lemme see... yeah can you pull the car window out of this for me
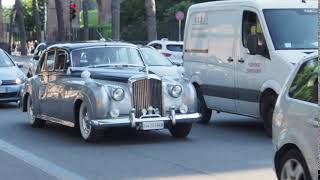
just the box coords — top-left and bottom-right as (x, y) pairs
(140, 48), (173, 66)
(41, 50), (55, 72)
(54, 50), (68, 71)
(289, 58), (318, 104)
(151, 43), (162, 50)
(0, 49), (14, 67)
(71, 47), (144, 67)
(242, 10), (269, 57)
(166, 44), (183, 52)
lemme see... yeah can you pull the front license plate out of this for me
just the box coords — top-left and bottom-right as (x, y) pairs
(0, 87), (6, 93)
(141, 121), (164, 130)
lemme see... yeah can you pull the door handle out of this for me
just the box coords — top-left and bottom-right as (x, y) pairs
(238, 58), (245, 63)
(227, 57), (234, 62)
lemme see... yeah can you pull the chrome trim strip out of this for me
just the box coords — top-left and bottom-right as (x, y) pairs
(38, 115), (75, 127)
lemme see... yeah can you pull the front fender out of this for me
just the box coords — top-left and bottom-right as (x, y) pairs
(260, 80), (282, 95)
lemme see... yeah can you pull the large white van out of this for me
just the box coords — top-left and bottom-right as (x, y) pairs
(183, 0), (317, 136)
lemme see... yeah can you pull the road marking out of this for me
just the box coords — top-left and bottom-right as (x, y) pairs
(0, 139), (86, 180)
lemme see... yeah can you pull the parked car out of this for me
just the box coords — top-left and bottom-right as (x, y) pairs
(139, 46), (185, 76)
(183, 0), (317, 136)
(21, 42), (200, 142)
(273, 54), (318, 180)
(147, 39), (184, 66)
(0, 49), (27, 104)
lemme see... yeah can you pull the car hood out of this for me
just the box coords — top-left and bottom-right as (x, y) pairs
(148, 66), (183, 78)
(0, 66), (25, 80)
(275, 50), (317, 64)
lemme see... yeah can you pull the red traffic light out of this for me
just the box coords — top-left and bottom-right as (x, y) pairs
(70, 3), (77, 9)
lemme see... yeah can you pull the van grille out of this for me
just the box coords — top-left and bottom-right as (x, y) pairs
(132, 78), (162, 118)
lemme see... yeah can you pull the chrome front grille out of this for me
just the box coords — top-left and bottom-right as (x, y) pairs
(132, 78), (162, 118)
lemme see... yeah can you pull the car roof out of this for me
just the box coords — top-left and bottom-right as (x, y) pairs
(47, 41), (137, 51)
(189, 0), (317, 12)
(148, 40), (183, 45)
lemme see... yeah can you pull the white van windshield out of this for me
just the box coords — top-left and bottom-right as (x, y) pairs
(263, 9), (317, 50)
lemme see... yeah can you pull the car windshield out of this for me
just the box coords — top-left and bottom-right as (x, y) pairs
(71, 46), (144, 67)
(263, 9), (317, 50)
(140, 48), (173, 66)
(0, 50), (14, 67)
(166, 44), (183, 52)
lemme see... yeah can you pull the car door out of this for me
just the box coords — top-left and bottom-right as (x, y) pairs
(46, 49), (70, 120)
(204, 8), (238, 113)
(236, 8), (270, 117)
(285, 59), (318, 179)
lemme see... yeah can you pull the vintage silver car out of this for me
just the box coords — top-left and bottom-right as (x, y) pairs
(21, 42), (200, 141)
(0, 49), (26, 104)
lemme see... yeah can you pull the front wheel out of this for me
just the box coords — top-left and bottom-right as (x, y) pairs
(27, 96), (46, 128)
(278, 149), (311, 180)
(261, 94), (277, 137)
(78, 103), (103, 142)
(169, 123), (192, 138)
(196, 86), (212, 124)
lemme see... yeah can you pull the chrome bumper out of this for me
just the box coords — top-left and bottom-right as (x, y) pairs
(91, 109), (201, 129)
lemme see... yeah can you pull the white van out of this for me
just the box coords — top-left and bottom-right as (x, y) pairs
(183, 0), (317, 136)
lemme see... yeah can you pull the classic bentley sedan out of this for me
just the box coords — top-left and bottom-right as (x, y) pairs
(21, 42), (200, 141)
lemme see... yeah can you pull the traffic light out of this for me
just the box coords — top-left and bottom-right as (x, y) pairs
(70, 1), (77, 21)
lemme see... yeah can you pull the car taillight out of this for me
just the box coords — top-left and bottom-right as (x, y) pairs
(162, 53), (172, 57)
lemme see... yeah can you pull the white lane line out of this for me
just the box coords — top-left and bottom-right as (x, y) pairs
(0, 139), (86, 180)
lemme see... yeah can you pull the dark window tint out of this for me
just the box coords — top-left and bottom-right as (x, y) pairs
(151, 43), (162, 50)
(166, 44), (183, 52)
(289, 58), (318, 104)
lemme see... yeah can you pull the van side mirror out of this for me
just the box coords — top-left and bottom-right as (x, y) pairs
(247, 34), (258, 55)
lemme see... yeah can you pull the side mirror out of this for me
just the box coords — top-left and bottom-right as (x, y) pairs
(34, 55), (40, 61)
(247, 34), (259, 55)
(17, 64), (23, 68)
(172, 61), (183, 67)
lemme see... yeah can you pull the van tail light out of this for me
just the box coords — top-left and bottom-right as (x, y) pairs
(162, 53), (172, 57)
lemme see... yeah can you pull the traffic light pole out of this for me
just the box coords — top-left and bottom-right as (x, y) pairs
(69, 1), (72, 42)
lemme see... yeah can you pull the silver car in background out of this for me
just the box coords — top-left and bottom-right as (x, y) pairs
(273, 54), (318, 180)
(0, 49), (26, 104)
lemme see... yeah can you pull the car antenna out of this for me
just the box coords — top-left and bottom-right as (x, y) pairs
(95, 29), (106, 41)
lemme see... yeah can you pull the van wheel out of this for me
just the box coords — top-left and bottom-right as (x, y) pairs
(277, 149), (311, 180)
(196, 86), (212, 124)
(169, 123), (192, 138)
(78, 103), (103, 142)
(261, 94), (277, 137)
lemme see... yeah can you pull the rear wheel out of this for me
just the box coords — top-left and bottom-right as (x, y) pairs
(196, 86), (212, 124)
(169, 123), (192, 138)
(261, 94), (277, 137)
(78, 103), (103, 142)
(278, 149), (311, 180)
(27, 96), (46, 128)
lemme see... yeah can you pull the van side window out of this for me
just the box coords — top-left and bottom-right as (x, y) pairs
(289, 58), (318, 104)
(242, 11), (269, 58)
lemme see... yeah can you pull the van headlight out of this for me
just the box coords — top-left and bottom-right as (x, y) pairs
(112, 88), (125, 101)
(170, 85), (182, 98)
(15, 78), (24, 85)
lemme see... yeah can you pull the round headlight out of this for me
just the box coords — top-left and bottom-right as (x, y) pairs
(170, 85), (182, 98)
(112, 88), (125, 101)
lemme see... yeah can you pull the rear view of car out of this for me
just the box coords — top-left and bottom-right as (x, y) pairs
(0, 49), (26, 104)
(147, 39), (183, 65)
(273, 55), (319, 180)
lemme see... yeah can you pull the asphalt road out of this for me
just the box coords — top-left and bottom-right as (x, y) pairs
(0, 103), (277, 180)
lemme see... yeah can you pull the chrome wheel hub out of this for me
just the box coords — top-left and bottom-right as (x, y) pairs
(281, 159), (305, 180)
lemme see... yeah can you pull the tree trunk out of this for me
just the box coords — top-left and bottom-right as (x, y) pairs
(15, 0), (28, 55)
(54, 0), (65, 41)
(145, 0), (157, 42)
(82, 0), (89, 41)
(0, 0), (5, 43)
(111, 0), (120, 40)
(8, 7), (14, 53)
(32, 0), (42, 42)
(96, 0), (111, 24)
